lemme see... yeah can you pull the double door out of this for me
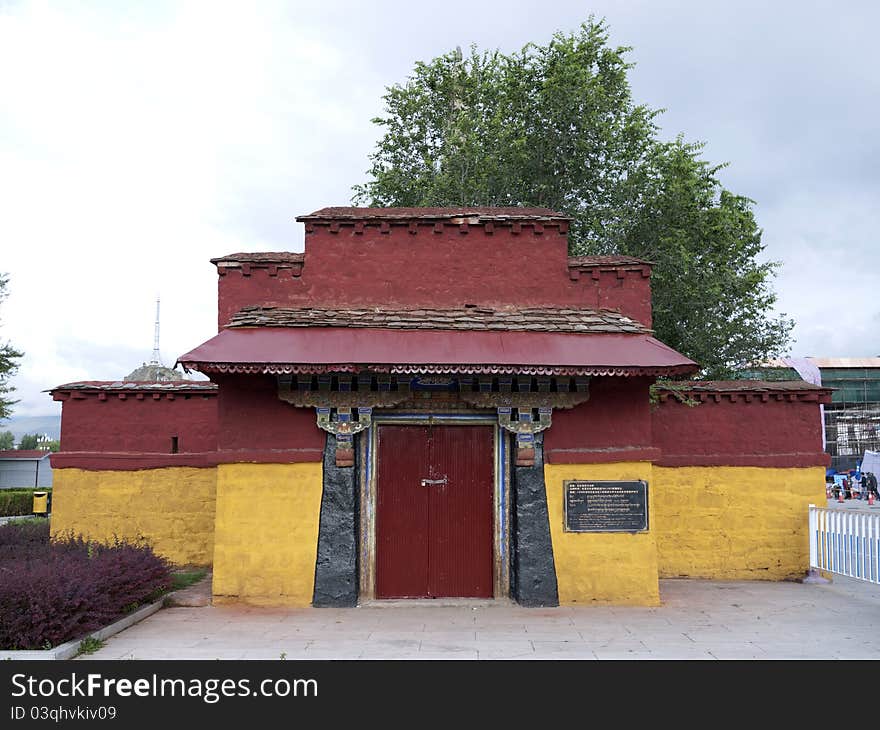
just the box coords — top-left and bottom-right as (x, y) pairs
(375, 425), (494, 598)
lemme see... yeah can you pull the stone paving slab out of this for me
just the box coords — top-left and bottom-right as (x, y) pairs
(78, 575), (880, 660)
(164, 573), (213, 607)
(825, 497), (880, 512)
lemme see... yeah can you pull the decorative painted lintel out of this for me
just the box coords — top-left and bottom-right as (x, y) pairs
(497, 406), (552, 467)
(316, 407), (373, 467)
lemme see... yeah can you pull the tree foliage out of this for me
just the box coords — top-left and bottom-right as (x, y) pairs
(17, 434), (39, 450)
(618, 139), (794, 377)
(0, 274), (23, 420)
(0, 431), (13, 450)
(16, 434), (58, 452)
(353, 18), (793, 378)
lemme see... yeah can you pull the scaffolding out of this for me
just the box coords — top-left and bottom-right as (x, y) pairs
(821, 367), (880, 470)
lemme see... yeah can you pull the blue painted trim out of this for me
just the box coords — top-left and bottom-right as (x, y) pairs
(499, 424), (508, 585)
(362, 425), (372, 588)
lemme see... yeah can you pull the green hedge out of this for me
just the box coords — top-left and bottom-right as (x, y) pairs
(0, 489), (52, 517)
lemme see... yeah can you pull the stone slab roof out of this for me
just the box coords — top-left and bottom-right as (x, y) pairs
(210, 252), (304, 265)
(687, 380), (828, 392)
(656, 380), (831, 393)
(568, 255), (654, 267)
(210, 252), (652, 272)
(297, 207), (569, 221)
(654, 379), (834, 404)
(49, 381), (217, 392)
(227, 306), (650, 335)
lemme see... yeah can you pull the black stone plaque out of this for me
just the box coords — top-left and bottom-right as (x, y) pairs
(563, 480), (648, 533)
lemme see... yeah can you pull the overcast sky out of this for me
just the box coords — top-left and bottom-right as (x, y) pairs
(1, 0), (878, 419)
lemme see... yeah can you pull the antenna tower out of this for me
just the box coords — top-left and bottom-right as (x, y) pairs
(151, 297), (161, 365)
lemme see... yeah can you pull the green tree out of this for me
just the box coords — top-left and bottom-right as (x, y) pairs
(0, 430), (13, 450)
(18, 433), (39, 450)
(0, 273), (23, 419)
(353, 18), (793, 378)
(617, 139), (794, 377)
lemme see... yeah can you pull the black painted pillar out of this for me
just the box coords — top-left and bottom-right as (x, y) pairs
(511, 432), (559, 607)
(312, 433), (359, 607)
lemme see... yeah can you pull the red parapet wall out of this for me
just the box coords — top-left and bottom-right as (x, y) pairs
(566, 257), (652, 328)
(52, 385), (218, 454)
(652, 383), (832, 467)
(215, 373), (324, 461)
(544, 376), (658, 463)
(214, 220), (653, 329)
(50, 377), (324, 468)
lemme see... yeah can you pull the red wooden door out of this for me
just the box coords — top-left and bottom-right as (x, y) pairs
(375, 425), (494, 599)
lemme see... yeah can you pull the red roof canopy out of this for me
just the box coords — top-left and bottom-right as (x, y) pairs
(178, 327), (697, 377)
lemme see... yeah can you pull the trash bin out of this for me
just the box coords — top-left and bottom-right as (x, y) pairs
(32, 491), (48, 516)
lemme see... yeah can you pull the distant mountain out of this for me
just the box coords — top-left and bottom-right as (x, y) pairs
(0, 415), (61, 440)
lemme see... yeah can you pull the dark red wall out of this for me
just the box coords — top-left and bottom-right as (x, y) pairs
(57, 394), (217, 454)
(544, 377), (658, 463)
(216, 225), (652, 328)
(215, 374), (324, 461)
(52, 377), (323, 467)
(589, 272), (652, 324)
(652, 396), (829, 467)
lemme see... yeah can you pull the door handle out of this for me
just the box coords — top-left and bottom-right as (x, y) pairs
(421, 477), (448, 487)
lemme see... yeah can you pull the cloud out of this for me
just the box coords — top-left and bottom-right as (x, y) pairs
(0, 0), (374, 415)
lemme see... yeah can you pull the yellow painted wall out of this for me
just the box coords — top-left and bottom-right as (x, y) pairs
(653, 465), (826, 580)
(544, 462), (659, 606)
(212, 462), (323, 606)
(50, 467), (216, 566)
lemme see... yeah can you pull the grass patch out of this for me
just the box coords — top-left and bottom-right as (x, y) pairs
(170, 569), (208, 591)
(77, 637), (104, 656)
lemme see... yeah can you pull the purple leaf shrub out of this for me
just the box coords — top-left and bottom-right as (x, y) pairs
(0, 522), (172, 650)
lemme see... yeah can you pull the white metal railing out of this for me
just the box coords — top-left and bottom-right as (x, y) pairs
(809, 504), (880, 584)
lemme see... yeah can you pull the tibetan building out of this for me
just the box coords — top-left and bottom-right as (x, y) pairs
(48, 207), (832, 607)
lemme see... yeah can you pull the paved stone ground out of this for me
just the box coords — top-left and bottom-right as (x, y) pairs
(826, 497), (880, 512)
(80, 575), (880, 660)
(0, 514), (47, 525)
(164, 573), (213, 607)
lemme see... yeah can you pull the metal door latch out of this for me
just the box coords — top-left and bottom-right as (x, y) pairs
(420, 477), (448, 487)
